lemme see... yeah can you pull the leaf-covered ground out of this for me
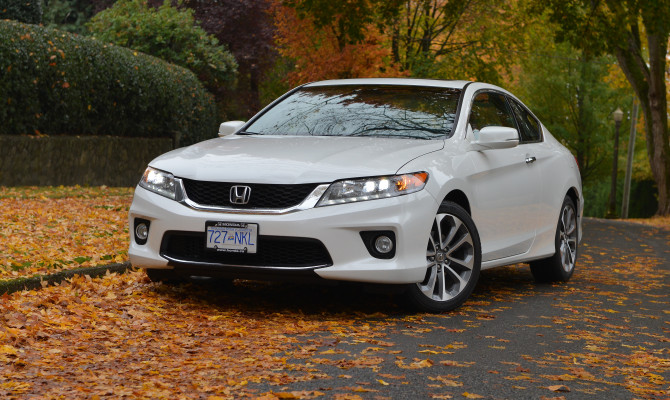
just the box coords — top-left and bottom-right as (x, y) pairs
(1, 216), (668, 399)
(0, 186), (132, 279)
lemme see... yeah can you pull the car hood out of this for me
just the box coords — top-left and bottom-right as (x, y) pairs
(150, 135), (444, 184)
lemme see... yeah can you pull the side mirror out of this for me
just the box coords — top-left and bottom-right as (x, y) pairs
(470, 126), (519, 151)
(218, 120), (246, 137)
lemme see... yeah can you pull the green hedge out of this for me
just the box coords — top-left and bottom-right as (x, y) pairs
(0, 19), (218, 146)
(0, 0), (42, 24)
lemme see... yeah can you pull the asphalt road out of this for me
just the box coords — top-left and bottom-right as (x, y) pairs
(193, 217), (670, 399)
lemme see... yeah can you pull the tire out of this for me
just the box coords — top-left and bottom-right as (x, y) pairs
(145, 268), (185, 284)
(530, 196), (578, 283)
(405, 202), (482, 312)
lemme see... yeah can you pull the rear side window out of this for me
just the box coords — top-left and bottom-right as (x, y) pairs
(508, 99), (542, 143)
(468, 92), (516, 132)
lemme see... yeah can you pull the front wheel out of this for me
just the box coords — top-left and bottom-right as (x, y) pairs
(405, 202), (482, 312)
(530, 196), (578, 283)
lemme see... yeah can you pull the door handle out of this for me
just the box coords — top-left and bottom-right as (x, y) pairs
(525, 156), (536, 164)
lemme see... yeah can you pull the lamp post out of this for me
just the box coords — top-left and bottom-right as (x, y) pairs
(606, 107), (624, 218)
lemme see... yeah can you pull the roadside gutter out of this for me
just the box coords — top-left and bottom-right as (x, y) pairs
(0, 262), (131, 295)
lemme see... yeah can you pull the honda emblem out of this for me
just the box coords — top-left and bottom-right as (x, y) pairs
(229, 185), (251, 205)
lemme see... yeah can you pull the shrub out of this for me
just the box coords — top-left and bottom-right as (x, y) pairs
(0, 19), (218, 145)
(0, 0), (42, 24)
(42, 0), (95, 34)
(87, 0), (237, 90)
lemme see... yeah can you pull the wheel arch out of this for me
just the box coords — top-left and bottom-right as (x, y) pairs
(565, 186), (580, 216)
(441, 189), (471, 215)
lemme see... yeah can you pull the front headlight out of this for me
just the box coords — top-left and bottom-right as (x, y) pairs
(139, 167), (176, 200)
(317, 172), (428, 206)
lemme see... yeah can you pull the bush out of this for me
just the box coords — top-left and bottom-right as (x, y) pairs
(87, 0), (237, 90)
(0, 19), (218, 145)
(42, 0), (95, 34)
(0, 0), (42, 24)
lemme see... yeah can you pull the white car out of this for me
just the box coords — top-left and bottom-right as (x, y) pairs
(128, 78), (583, 312)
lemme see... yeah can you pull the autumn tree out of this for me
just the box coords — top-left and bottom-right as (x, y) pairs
(539, 0), (670, 215)
(280, 0), (527, 85)
(383, 0), (522, 83)
(272, 0), (404, 86)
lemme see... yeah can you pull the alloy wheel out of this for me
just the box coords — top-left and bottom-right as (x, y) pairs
(418, 213), (475, 302)
(559, 204), (577, 273)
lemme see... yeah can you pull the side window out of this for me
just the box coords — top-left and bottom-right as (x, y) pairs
(508, 98), (542, 143)
(469, 92), (516, 133)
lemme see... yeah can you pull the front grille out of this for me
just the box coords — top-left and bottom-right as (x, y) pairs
(160, 231), (333, 268)
(182, 179), (320, 209)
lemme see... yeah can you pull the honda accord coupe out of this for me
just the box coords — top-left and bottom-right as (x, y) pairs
(128, 78), (583, 312)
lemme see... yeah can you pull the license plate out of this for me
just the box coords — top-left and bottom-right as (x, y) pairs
(205, 221), (258, 253)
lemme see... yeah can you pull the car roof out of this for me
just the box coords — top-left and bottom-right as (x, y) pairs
(304, 78), (472, 89)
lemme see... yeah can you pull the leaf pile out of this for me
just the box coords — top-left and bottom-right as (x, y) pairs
(0, 186), (132, 279)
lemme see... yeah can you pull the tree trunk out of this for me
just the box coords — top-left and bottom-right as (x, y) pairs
(615, 31), (670, 216)
(644, 33), (670, 215)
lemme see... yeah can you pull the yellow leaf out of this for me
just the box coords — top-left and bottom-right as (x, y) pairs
(0, 345), (18, 355)
(274, 393), (299, 399)
(462, 392), (484, 399)
(378, 379), (389, 386)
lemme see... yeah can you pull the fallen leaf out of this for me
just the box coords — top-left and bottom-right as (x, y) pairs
(547, 385), (570, 392)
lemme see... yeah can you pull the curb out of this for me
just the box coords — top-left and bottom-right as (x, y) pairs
(0, 262), (132, 295)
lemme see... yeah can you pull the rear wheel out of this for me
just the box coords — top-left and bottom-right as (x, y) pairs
(530, 196), (578, 282)
(406, 202), (481, 312)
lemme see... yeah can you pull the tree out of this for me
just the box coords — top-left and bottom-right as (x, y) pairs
(272, 1), (405, 86)
(177, 0), (278, 117)
(279, 0), (527, 85)
(87, 0), (237, 93)
(540, 0), (670, 215)
(384, 0), (518, 83)
(514, 19), (629, 182)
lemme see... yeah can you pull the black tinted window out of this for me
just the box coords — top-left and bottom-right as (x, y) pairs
(469, 92), (516, 132)
(245, 85), (462, 140)
(509, 99), (542, 143)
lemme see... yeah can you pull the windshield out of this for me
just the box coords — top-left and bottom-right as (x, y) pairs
(244, 85), (462, 140)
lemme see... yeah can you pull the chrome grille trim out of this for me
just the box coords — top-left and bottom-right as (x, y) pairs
(175, 178), (329, 215)
(162, 255), (331, 271)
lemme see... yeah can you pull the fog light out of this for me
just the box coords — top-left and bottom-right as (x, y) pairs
(133, 218), (151, 245)
(135, 223), (149, 240)
(374, 235), (394, 254)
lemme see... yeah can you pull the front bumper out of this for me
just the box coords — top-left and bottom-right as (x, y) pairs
(128, 186), (439, 284)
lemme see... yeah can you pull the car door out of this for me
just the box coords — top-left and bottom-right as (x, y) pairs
(465, 91), (541, 262)
(506, 95), (553, 239)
